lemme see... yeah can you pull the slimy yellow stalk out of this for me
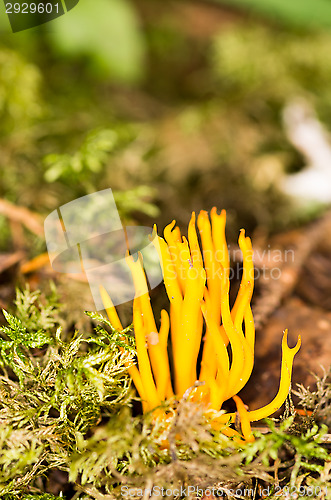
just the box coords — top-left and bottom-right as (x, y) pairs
(101, 209), (301, 443)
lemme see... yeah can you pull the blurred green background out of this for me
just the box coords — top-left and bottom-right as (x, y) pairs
(1, 0), (331, 253)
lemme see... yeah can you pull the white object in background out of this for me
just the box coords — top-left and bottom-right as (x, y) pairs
(281, 100), (331, 204)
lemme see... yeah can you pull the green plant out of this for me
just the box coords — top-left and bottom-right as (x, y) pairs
(0, 290), (329, 499)
(0, 288), (135, 497)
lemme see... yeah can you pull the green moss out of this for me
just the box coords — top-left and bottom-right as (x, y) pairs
(0, 287), (136, 497)
(0, 287), (330, 498)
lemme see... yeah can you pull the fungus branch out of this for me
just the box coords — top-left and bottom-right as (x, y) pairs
(102, 209), (301, 442)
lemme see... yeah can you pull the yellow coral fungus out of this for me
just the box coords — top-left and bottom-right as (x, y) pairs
(101, 209), (301, 442)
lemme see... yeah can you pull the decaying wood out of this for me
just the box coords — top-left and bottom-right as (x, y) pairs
(253, 209), (331, 331)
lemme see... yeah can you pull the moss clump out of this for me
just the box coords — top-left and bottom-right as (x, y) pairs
(0, 287), (329, 499)
(0, 287), (135, 497)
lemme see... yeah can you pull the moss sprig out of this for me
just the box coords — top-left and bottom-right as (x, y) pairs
(0, 287), (136, 497)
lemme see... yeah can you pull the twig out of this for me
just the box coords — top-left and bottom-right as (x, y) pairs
(0, 251), (24, 274)
(0, 198), (43, 236)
